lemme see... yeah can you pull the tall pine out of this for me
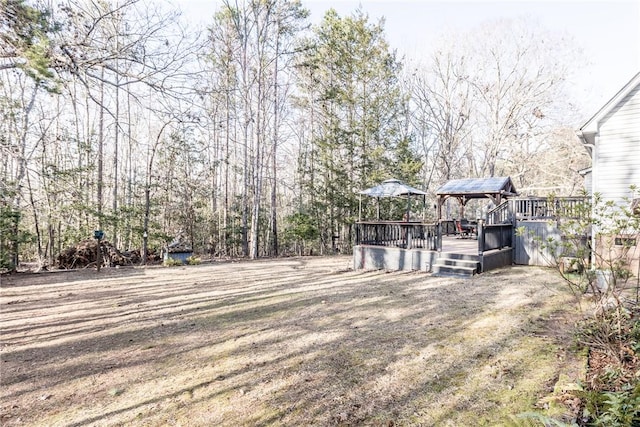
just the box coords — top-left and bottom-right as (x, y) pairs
(296, 8), (417, 252)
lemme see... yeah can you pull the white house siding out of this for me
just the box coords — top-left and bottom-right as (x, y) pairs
(583, 171), (592, 195)
(596, 83), (640, 202)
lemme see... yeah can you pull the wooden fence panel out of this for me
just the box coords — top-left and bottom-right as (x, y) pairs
(479, 223), (513, 252)
(514, 221), (561, 266)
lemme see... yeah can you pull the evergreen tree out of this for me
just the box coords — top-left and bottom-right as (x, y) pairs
(296, 8), (415, 251)
(0, 0), (58, 88)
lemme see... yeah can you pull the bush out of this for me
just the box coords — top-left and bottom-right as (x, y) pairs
(163, 257), (183, 267)
(282, 213), (319, 256)
(576, 383), (640, 426)
(186, 256), (201, 265)
(521, 189), (640, 426)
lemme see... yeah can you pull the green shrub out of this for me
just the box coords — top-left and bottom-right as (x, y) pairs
(578, 383), (640, 426)
(163, 257), (183, 267)
(186, 256), (201, 265)
(520, 189), (640, 426)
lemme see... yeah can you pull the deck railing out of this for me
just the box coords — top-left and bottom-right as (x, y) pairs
(357, 198), (586, 254)
(354, 221), (439, 250)
(486, 197), (588, 225)
(511, 197), (587, 220)
(486, 201), (511, 225)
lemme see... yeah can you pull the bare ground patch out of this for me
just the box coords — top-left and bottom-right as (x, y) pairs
(1, 257), (583, 426)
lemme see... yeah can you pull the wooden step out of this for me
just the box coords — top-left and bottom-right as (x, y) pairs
(436, 258), (479, 269)
(432, 255), (480, 277)
(432, 264), (476, 277)
(438, 252), (479, 261)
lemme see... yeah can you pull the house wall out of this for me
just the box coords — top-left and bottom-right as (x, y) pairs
(583, 171), (593, 195)
(596, 83), (640, 202)
(596, 234), (640, 280)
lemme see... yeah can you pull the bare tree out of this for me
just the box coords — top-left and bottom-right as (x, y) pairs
(205, 0), (307, 259)
(463, 18), (578, 182)
(405, 48), (473, 192)
(405, 17), (584, 198)
(1, 0), (204, 268)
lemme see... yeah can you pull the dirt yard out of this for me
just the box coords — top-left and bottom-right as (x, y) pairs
(1, 256), (583, 426)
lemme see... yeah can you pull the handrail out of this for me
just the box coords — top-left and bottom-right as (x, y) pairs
(510, 197), (587, 220)
(486, 197), (588, 225)
(486, 200), (511, 225)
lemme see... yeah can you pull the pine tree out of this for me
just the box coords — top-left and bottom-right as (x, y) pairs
(296, 8), (415, 251)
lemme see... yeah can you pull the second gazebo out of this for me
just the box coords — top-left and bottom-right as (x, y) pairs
(435, 176), (518, 220)
(358, 178), (428, 221)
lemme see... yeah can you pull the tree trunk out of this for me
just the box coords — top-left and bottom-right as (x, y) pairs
(270, 25), (280, 257)
(10, 83), (39, 271)
(97, 69), (104, 229)
(142, 120), (171, 264)
(112, 63), (120, 247)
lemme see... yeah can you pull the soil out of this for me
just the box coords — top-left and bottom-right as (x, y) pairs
(1, 256), (584, 426)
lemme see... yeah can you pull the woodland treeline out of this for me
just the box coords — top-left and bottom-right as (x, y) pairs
(1, 0), (590, 269)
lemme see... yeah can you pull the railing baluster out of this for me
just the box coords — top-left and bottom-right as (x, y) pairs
(355, 221), (438, 249)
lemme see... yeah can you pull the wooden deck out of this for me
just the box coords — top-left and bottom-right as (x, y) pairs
(353, 221), (514, 273)
(353, 197), (588, 273)
(440, 235), (479, 254)
(353, 234), (512, 274)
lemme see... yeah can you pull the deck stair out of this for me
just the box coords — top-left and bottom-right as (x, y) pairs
(432, 253), (480, 277)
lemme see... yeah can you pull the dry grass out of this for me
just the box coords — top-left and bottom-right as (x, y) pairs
(0, 256), (583, 426)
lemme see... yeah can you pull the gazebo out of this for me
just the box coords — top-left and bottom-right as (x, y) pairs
(435, 177), (518, 220)
(358, 178), (428, 221)
(354, 176), (519, 274)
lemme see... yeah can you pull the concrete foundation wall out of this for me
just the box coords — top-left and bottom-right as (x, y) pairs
(353, 245), (439, 272)
(354, 245), (513, 274)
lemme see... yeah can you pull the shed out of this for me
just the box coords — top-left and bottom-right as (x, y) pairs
(163, 233), (193, 265)
(435, 177), (518, 220)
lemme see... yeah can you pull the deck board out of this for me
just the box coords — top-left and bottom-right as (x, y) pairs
(441, 235), (478, 254)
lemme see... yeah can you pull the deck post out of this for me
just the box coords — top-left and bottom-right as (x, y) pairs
(508, 199), (514, 224)
(477, 220), (484, 272)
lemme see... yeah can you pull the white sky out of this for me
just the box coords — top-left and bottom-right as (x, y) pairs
(174, 0), (640, 116)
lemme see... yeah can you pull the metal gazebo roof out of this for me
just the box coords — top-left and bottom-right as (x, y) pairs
(435, 176), (518, 220)
(436, 177), (517, 200)
(357, 179), (428, 221)
(358, 179), (428, 198)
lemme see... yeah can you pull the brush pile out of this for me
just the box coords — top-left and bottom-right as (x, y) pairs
(56, 239), (136, 269)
